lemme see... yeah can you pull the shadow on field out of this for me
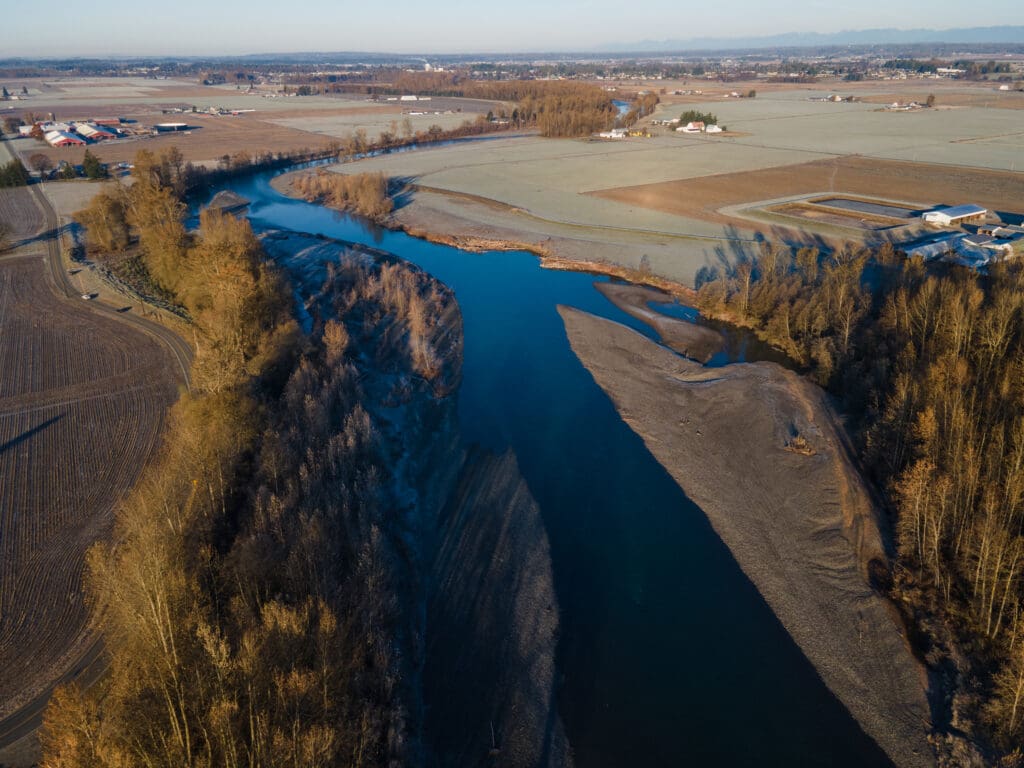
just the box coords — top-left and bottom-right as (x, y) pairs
(13, 223), (74, 250)
(0, 414), (62, 456)
(389, 176), (419, 211)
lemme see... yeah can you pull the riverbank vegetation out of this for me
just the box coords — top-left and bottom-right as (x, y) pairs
(43, 158), (463, 768)
(622, 92), (660, 127)
(292, 171), (394, 221)
(695, 246), (1024, 759)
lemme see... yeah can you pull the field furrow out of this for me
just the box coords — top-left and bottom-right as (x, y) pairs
(0, 255), (180, 721)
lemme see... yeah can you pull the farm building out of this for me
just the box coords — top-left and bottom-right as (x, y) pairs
(45, 130), (86, 147)
(979, 224), (1024, 238)
(922, 204), (987, 226)
(598, 128), (628, 139)
(905, 234), (967, 260)
(76, 124), (115, 140)
(705, 125), (723, 134)
(154, 122), (189, 132)
(904, 231), (1019, 269)
(677, 121), (705, 133)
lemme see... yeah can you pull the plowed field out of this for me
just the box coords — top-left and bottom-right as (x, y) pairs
(0, 255), (179, 720)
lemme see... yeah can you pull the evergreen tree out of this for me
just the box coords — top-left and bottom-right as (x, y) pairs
(82, 149), (106, 180)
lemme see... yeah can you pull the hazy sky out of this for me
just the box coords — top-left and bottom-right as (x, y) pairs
(3, 0), (1022, 57)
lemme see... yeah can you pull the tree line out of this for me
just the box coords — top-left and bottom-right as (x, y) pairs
(695, 245), (1024, 758)
(42, 151), (462, 767)
(322, 73), (619, 138)
(678, 109), (718, 126)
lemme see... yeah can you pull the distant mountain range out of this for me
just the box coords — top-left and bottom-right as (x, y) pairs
(606, 26), (1024, 53)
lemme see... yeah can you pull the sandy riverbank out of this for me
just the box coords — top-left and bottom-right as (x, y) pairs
(559, 307), (935, 768)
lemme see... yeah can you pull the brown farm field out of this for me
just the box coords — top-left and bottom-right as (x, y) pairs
(0, 254), (180, 723)
(589, 156), (1024, 228)
(858, 91), (1024, 110)
(0, 188), (45, 241)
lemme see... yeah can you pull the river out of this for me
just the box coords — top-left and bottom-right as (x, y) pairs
(200, 168), (893, 767)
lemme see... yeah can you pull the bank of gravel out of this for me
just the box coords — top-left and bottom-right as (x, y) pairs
(594, 282), (724, 362)
(559, 306), (935, 768)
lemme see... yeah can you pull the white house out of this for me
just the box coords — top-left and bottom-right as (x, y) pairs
(598, 128), (628, 139)
(704, 124), (723, 134)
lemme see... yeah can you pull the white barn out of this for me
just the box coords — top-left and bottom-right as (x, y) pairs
(922, 205), (987, 227)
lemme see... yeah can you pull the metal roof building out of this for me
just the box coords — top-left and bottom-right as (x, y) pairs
(76, 124), (115, 140)
(905, 234), (966, 261)
(45, 130), (86, 147)
(922, 205), (988, 226)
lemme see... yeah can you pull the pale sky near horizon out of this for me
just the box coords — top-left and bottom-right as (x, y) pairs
(2, 0), (1022, 58)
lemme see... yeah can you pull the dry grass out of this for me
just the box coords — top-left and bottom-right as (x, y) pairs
(0, 256), (179, 720)
(858, 91), (1024, 110)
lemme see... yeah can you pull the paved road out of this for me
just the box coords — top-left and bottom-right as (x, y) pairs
(0, 180), (192, 758)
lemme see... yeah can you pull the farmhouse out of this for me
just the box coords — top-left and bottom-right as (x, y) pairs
(675, 121), (722, 134)
(922, 204), (988, 227)
(677, 121), (705, 133)
(44, 130), (86, 147)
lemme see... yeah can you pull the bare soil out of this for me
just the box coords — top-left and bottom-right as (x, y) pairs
(589, 156), (1024, 226)
(0, 255), (179, 726)
(559, 306), (935, 768)
(0, 187), (45, 241)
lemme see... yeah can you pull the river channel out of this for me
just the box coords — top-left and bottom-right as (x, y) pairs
(200, 167), (893, 767)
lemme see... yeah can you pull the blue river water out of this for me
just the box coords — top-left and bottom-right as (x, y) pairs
(201, 169), (894, 767)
